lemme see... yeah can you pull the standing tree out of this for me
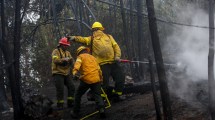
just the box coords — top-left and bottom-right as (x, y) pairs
(12, 0), (24, 119)
(0, 0), (10, 113)
(208, 0), (215, 119)
(136, 0), (144, 80)
(0, 0), (24, 119)
(120, 0), (129, 57)
(146, 0), (172, 119)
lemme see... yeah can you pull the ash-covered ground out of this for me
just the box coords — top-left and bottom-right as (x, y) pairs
(2, 72), (211, 120)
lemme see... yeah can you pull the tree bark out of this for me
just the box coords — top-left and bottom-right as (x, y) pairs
(1, 0), (24, 119)
(113, 0), (117, 37)
(51, 0), (61, 40)
(146, 0), (173, 119)
(79, 0), (83, 34)
(119, 0), (130, 58)
(119, 0), (134, 76)
(0, 0), (11, 114)
(208, 0), (215, 119)
(0, 51), (10, 113)
(129, 0), (138, 81)
(148, 55), (162, 120)
(12, 0), (24, 119)
(136, 0), (144, 80)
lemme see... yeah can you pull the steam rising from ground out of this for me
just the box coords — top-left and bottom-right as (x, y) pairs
(166, 5), (209, 101)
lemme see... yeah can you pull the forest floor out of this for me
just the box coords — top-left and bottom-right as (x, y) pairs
(2, 79), (210, 120)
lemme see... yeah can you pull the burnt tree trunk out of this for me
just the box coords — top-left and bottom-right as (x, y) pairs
(79, 0), (83, 34)
(0, 0), (10, 113)
(108, 0), (112, 33)
(113, 0), (117, 36)
(148, 55), (162, 120)
(0, 0), (24, 119)
(129, 0), (138, 80)
(119, 0), (132, 70)
(119, 0), (134, 77)
(129, 0), (134, 57)
(208, 0), (215, 119)
(136, 0), (144, 80)
(51, 0), (61, 40)
(0, 51), (10, 112)
(12, 0), (24, 119)
(146, 0), (172, 119)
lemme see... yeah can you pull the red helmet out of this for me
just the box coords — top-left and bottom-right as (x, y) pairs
(59, 37), (70, 46)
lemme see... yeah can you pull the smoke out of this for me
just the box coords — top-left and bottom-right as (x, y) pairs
(167, 5), (209, 80)
(165, 5), (210, 101)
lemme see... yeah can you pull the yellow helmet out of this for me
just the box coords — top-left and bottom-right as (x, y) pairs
(76, 46), (90, 55)
(91, 22), (105, 30)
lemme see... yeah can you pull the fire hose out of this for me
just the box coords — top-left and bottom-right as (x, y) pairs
(119, 59), (149, 64)
(80, 59), (177, 120)
(80, 88), (111, 120)
(119, 59), (177, 66)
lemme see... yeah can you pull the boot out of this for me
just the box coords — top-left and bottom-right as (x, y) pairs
(112, 94), (126, 102)
(87, 90), (95, 101)
(57, 103), (64, 110)
(70, 111), (79, 119)
(67, 100), (73, 108)
(99, 108), (106, 119)
(118, 95), (126, 100)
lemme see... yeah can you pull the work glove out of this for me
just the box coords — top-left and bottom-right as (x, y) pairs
(62, 57), (70, 62)
(100, 75), (103, 82)
(73, 75), (79, 81)
(73, 73), (80, 81)
(66, 36), (75, 41)
(114, 57), (121, 62)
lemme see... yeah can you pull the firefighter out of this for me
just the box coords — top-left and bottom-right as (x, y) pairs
(51, 37), (75, 109)
(71, 46), (105, 118)
(67, 22), (125, 101)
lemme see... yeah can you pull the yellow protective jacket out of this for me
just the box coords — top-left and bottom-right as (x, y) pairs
(52, 47), (73, 76)
(74, 30), (121, 65)
(73, 53), (102, 84)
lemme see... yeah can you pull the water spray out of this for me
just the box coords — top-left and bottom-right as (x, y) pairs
(119, 59), (178, 66)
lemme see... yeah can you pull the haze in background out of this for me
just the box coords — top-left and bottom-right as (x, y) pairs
(165, 5), (209, 101)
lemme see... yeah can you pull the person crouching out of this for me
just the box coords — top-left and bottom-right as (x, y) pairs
(71, 46), (106, 119)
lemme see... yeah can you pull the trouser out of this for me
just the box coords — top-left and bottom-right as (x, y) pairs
(73, 81), (104, 113)
(0, 87), (10, 111)
(53, 74), (75, 107)
(100, 62), (125, 95)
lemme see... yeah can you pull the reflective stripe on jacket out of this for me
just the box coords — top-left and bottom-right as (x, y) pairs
(74, 30), (121, 65)
(73, 53), (102, 84)
(52, 48), (73, 76)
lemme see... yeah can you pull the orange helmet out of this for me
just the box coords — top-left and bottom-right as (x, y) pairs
(76, 46), (90, 55)
(59, 37), (70, 46)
